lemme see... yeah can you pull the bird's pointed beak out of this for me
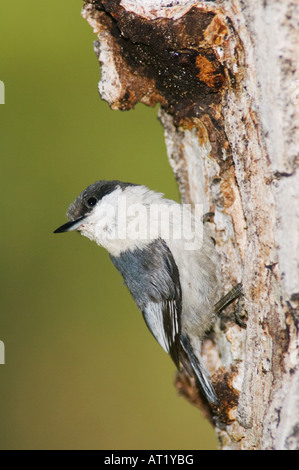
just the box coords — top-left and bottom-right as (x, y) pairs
(53, 216), (86, 234)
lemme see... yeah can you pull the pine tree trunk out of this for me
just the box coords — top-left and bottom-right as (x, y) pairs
(82, 0), (299, 450)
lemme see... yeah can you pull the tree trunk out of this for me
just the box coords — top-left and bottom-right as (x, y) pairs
(82, 0), (299, 450)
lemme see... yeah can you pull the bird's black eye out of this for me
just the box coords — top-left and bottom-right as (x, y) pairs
(87, 197), (97, 207)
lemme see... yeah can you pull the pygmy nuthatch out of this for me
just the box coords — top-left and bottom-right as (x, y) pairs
(54, 180), (224, 404)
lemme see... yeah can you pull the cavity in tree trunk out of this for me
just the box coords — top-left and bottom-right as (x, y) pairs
(81, 0), (299, 450)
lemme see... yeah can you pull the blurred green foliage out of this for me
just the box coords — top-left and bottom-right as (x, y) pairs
(0, 0), (217, 449)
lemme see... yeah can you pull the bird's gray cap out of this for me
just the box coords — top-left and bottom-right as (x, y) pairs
(54, 180), (137, 233)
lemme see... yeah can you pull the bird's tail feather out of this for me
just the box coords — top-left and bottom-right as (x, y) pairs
(180, 335), (218, 405)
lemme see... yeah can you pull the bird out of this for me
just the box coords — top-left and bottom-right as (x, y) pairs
(54, 180), (222, 405)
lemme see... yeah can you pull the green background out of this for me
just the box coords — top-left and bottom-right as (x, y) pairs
(0, 0), (217, 450)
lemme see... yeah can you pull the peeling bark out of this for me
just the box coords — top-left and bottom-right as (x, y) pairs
(82, 0), (299, 450)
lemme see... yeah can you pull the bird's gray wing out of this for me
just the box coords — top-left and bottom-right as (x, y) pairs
(110, 238), (182, 368)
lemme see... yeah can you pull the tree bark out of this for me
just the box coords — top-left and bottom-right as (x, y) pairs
(82, 0), (299, 450)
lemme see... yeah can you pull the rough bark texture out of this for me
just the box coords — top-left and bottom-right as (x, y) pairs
(82, 0), (299, 450)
